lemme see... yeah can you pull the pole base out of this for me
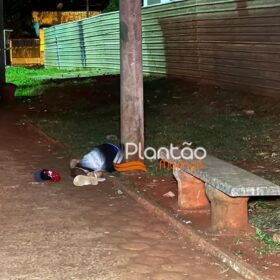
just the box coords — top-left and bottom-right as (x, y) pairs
(2, 83), (17, 103)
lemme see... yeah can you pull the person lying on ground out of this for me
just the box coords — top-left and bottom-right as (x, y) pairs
(70, 143), (123, 186)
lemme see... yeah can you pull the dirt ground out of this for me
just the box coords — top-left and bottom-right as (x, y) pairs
(26, 75), (279, 234)
(3, 74), (279, 279)
(130, 175), (280, 280)
(26, 75), (280, 185)
(0, 107), (244, 279)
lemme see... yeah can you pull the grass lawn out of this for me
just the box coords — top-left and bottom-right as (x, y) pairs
(8, 66), (280, 236)
(6, 67), (114, 97)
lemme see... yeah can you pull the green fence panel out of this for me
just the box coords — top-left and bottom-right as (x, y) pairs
(44, 0), (280, 97)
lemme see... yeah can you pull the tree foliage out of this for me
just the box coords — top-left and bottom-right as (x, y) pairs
(3, 0), (34, 37)
(102, 0), (119, 13)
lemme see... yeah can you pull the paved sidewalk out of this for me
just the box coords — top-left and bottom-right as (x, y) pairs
(0, 110), (243, 280)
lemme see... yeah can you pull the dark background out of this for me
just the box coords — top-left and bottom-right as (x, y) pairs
(3, 0), (111, 37)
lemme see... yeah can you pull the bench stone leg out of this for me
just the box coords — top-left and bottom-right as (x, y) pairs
(205, 185), (249, 232)
(173, 167), (209, 210)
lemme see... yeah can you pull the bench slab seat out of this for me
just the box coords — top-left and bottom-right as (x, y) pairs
(160, 150), (280, 232)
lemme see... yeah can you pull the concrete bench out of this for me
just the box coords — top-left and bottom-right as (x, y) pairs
(160, 150), (280, 232)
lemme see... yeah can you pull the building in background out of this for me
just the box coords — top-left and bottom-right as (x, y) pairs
(32, 10), (100, 32)
(10, 10), (100, 66)
(143, 0), (178, 6)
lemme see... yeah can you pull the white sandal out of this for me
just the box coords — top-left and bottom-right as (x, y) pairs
(73, 172), (106, 187)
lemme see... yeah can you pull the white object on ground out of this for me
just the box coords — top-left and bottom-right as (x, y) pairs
(182, 220), (192, 225)
(73, 175), (99, 186)
(163, 191), (176, 198)
(117, 189), (124, 195)
(73, 172), (106, 187)
(243, 109), (255, 116)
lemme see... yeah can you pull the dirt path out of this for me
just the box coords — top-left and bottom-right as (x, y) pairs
(0, 108), (243, 280)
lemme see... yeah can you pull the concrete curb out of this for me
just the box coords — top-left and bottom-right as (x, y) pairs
(111, 176), (271, 280)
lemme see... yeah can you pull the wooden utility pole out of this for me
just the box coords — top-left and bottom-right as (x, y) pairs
(0, 0), (5, 94)
(120, 0), (144, 161)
